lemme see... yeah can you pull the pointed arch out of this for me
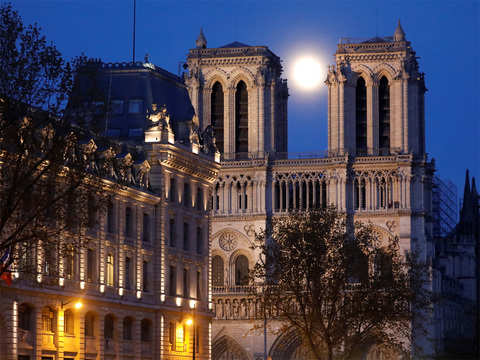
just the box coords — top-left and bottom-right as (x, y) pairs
(235, 80), (248, 153)
(212, 335), (250, 360)
(269, 327), (317, 359)
(211, 81), (225, 153)
(378, 76), (390, 152)
(356, 76), (367, 154)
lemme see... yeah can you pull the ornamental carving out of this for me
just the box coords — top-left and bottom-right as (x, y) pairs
(219, 232), (237, 251)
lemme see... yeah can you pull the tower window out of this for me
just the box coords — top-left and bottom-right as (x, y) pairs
(356, 77), (367, 153)
(235, 81), (248, 154)
(211, 82), (224, 153)
(235, 255), (249, 286)
(379, 76), (390, 152)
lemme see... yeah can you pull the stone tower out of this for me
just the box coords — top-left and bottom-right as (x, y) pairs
(185, 30), (288, 158)
(326, 21), (426, 157)
(186, 24), (435, 360)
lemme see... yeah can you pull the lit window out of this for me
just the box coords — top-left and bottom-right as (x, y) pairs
(106, 254), (114, 287)
(128, 99), (143, 114)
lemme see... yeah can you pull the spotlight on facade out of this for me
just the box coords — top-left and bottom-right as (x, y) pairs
(74, 301), (83, 309)
(186, 318), (193, 326)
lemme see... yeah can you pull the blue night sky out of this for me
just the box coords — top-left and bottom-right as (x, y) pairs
(15, 0), (480, 200)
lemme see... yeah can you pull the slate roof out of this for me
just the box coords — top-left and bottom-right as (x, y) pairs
(73, 61), (194, 141)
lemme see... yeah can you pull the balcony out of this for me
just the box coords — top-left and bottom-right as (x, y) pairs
(213, 285), (252, 295)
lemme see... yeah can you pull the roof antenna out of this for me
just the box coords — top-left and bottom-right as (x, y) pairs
(132, 0), (136, 63)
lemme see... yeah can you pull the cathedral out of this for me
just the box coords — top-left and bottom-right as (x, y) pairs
(3, 19), (476, 360)
(187, 23), (435, 359)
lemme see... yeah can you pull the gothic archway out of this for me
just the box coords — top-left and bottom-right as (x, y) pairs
(269, 328), (318, 360)
(212, 335), (250, 360)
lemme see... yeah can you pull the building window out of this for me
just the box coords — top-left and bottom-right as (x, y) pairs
(169, 266), (176, 296)
(196, 226), (203, 254)
(235, 255), (249, 286)
(183, 222), (189, 251)
(104, 314), (114, 339)
(169, 218), (176, 247)
(354, 179), (366, 210)
(141, 319), (152, 342)
(65, 248), (75, 280)
(107, 201), (115, 233)
(196, 187), (203, 211)
(211, 81), (224, 153)
(125, 207), (133, 237)
(235, 81), (248, 153)
(143, 261), (149, 292)
(111, 99), (124, 115)
(183, 182), (191, 207)
(356, 77), (367, 153)
(128, 99), (143, 114)
(379, 76), (390, 152)
(42, 308), (55, 333)
(196, 270), (201, 299)
(87, 249), (95, 283)
(183, 268), (189, 298)
(106, 254), (114, 287)
(170, 177), (177, 203)
(85, 312), (95, 337)
(64, 310), (74, 335)
(87, 195), (96, 228)
(125, 257), (132, 290)
(212, 256), (224, 287)
(123, 317), (133, 340)
(19, 304), (32, 331)
(143, 213), (150, 243)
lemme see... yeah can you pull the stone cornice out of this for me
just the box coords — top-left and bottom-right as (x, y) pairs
(147, 143), (220, 183)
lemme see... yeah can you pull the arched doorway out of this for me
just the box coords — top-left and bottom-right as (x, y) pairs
(212, 335), (249, 360)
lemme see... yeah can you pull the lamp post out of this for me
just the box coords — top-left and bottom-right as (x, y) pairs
(61, 299), (83, 309)
(186, 303), (196, 360)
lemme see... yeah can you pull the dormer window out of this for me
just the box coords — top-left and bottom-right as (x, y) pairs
(111, 100), (124, 115)
(128, 99), (143, 114)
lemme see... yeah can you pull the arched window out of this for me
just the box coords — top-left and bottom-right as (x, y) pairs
(104, 314), (114, 339)
(64, 310), (74, 335)
(143, 213), (150, 243)
(123, 317), (133, 340)
(235, 81), (248, 153)
(85, 312), (95, 337)
(235, 255), (249, 286)
(212, 255), (224, 287)
(379, 76), (390, 152)
(19, 304), (32, 331)
(356, 77), (367, 153)
(106, 254), (114, 286)
(141, 319), (152, 342)
(211, 82), (224, 153)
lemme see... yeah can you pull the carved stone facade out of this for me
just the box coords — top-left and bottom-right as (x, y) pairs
(201, 24), (435, 360)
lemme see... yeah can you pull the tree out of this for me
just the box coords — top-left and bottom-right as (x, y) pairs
(252, 208), (431, 360)
(0, 3), (113, 279)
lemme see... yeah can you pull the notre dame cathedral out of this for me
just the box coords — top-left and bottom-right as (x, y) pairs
(186, 23), (437, 359)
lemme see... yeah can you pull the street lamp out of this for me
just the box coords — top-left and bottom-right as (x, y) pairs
(61, 299), (83, 309)
(185, 305), (196, 360)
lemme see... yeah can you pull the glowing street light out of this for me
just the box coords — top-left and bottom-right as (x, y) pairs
(61, 299), (84, 310)
(185, 318), (193, 326)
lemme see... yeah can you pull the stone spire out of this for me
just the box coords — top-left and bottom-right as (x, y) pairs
(393, 20), (406, 41)
(195, 28), (207, 49)
(461, 169), (473, 225)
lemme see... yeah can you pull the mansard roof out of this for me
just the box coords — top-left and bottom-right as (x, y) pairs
(72, 60), (194, 141)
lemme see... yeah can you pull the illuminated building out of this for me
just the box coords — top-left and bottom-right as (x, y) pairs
(0, 61), (220, 360)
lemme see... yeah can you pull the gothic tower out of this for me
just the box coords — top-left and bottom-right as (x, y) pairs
(185, 30), (288, 158)
(326, 21), (426, 157)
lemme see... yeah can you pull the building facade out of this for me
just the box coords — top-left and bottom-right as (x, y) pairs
(186, 23), (435, 359)
(0, 63), (221, 360)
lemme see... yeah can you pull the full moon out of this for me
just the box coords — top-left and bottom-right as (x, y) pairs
(292, 56), (323, 90)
